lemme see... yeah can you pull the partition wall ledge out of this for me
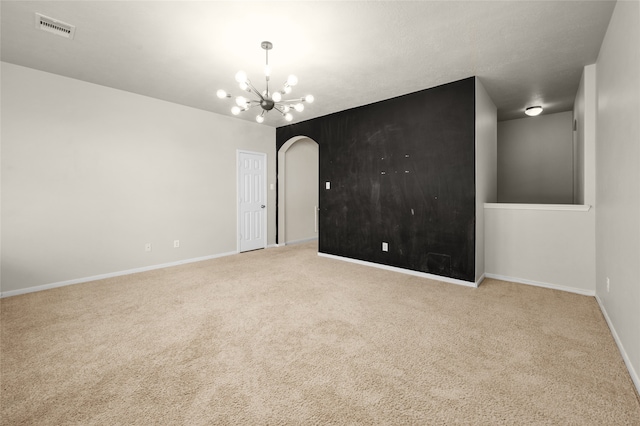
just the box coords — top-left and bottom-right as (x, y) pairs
(484, 203), (591, 212)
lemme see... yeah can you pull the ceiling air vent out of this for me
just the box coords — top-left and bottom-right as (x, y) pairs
(34, 13), (76, 39)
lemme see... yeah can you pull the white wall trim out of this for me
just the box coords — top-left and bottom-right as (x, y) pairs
(0, 251), (238, 298)
(283, 237), (318, 246)
(485, 273), (596, 296)
(595, 295), (640, 395)
(318, 252), (480, 288)
(476, 273), (486, 286)
(484, 203), (591, 212)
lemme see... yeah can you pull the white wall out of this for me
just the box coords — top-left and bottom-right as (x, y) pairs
(485, 204), (595, 295)
(573, 76), (585, 205)
(594, 0), (640, 391)
(497, 112), (574, 204)
(573, 64), (598, 207)
(284, 138), (318, 243)
(0, 61), (3, 294)
(1, 62), (276, 296)
(475, 78), (497, 282)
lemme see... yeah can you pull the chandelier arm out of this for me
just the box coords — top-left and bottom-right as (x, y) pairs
(237, 103), (260, 114)
(276, 98), (306, 104)
(246, 81), (264, 101)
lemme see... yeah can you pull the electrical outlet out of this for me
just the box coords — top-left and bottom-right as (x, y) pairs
(174, 240), (180, 248)
(382, 242), (389, 252)
(145, 243), (152, 252)
(606, 277), (610, 293)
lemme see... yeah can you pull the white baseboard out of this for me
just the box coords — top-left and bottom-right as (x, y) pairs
(476, 273), (486, 286)
(0, 251), (238, 298)
(317, 252), (479, 288)
(484, 273), (596, 296)
(595, 295), (640, 395)
(283, 237), (319, 246)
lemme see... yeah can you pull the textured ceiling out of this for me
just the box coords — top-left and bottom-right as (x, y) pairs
(1, 1), (616, 126)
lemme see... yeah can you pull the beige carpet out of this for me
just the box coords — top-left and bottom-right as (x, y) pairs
(1, 241), (639, 425)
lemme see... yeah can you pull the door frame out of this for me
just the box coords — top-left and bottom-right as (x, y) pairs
(237, 149), (268, 252)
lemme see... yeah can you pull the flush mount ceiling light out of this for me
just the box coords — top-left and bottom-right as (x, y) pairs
(217, 41), (314, 124)
(525, 106), (543, 116)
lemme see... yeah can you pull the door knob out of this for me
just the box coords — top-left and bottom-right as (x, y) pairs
(261, 205), (266, 208)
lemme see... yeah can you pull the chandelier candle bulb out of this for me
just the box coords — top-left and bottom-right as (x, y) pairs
(216, 41), (313, 124)
(235, 71), (247, 83)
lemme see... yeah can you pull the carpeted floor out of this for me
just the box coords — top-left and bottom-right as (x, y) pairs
(1, 241), (639, 425)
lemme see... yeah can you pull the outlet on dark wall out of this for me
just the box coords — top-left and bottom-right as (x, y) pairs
(277, 77), (476, 282)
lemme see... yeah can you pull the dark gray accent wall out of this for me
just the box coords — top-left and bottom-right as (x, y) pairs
(277, 77), (476, 282)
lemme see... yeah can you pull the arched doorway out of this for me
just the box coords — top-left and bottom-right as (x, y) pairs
(278, 136), (319, 245)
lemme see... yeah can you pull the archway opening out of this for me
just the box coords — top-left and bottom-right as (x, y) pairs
(278, 136), (319, 245)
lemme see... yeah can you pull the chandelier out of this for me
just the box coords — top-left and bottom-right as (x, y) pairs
(216, 41), (314, 124)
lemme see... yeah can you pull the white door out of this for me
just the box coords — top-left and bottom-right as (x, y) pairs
(238, 150), (267, 252)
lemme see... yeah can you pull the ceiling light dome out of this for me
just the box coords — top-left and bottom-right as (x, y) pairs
(525, 106), (543, 116)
